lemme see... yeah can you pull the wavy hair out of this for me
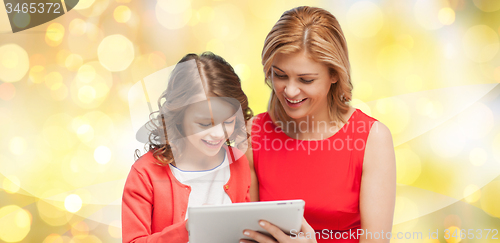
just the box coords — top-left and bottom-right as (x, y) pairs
(139, 52), (253, 165)
(262, 6), (353, 124)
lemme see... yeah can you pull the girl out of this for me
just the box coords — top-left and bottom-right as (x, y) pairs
(122, 52), (253, 243)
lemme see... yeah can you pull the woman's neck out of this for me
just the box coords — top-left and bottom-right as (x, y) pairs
(282, 106), (347, 140)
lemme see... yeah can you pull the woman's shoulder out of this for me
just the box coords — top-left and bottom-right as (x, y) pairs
(352, 107), (378, 123)
(351, 107), (392, 140)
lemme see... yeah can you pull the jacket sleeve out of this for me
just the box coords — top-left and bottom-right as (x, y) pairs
(122, 166), (189, 243)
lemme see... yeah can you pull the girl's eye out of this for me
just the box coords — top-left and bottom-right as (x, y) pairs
(300, 78), (314, 83)
(273, 72), (287, 79)
(198, 123), (211, 127)
(224, 119), (235, 124)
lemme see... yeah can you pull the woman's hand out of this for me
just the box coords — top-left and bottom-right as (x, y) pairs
(240, 218), (317, 243)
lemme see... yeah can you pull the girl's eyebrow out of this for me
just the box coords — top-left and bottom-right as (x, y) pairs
(272, 65), (318, 76)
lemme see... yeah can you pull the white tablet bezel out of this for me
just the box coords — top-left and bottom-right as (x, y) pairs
(188, 199), (305, 243)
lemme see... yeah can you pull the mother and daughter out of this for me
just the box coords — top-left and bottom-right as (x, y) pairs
(122, 6), (396, 243)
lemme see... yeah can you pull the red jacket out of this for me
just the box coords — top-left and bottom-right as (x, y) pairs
(122, 147), (251, 243)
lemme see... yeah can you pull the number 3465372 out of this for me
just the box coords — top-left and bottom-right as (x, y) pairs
(5, 3), (62, 14)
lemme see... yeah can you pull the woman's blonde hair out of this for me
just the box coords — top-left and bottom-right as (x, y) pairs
(262, 6), (352, 124)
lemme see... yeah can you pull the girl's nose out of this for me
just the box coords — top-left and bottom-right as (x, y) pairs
(209, 124), (225, 139)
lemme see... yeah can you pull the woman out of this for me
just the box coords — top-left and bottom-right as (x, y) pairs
(241, 6), (396, 243)
(122, 52), (253, 242)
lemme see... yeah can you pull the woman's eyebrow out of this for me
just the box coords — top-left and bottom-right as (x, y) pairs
(272, 65), (318, 76)
(298, 73), (318, 76)
(272, 65), (286, 73)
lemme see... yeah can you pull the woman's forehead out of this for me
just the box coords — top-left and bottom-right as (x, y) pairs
(273, 51), (326, 73)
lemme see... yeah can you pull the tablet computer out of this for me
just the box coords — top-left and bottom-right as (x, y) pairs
(188, 199), (305, 243)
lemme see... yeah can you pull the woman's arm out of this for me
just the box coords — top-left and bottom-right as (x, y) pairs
(122, 167), (189, 243)
(359, 121), (396, 243)
(245, 116), (260, 202)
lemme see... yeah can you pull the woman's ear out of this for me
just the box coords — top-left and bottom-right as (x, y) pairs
(330, 69), (339, 84)
(330, 74), (339, 84)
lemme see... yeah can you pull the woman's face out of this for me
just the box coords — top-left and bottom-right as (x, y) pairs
(181, 97), (237, 157)
(271, 51), (337, 120)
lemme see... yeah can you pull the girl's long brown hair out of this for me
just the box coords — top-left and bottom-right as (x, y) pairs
(138, 52), (253, 165)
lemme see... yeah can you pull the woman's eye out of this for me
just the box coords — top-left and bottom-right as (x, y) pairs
(198, 123), (211, 127)
(300, 78), (314, 83)
(224, 119), (236, 124)
(273, 72), (287, 79)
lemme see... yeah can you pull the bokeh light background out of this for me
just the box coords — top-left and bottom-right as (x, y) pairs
(1, 0), (500, 242)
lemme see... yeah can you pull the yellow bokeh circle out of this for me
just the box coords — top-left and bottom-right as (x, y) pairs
(73, 0), (95, 10)
(479, 180), (500, 217)
(65, 54), (84, 71)
(45, 23), (65, 47)
(2, 175), (21, 194)
(94, 146), (112, 165)
(462, 25), (499, 63)
(29, 65), (46, 84)
(438, 8), (455, 25)
(108, 220), (121, 238)
(0, 44), (30, 83)
(77, 64), (96, 83)
(43, 234), (64, 243)
(114, 5), (131, 23)
(76, 124), (95, 142)
(44, 72), (64, 91)
(9, 136), (26, 155)
(97, 35), (135, 72)
(65, 194), (83, 213)
(414, 0), (449, 30)
(0, 205), (31, 242)
(234, 64), (251, 82)
(156, 0), (192, 30)
(69, 18), (87, 36)
(71, 221), (89, 238)
(71, 61), (113, 109)
(463, 184), (481, 203)
(393, 196), (419, 228)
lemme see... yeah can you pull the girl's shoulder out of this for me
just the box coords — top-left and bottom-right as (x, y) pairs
(131, 150), (167, 173)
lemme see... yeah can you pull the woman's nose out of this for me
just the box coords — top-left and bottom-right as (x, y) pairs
(284, 82), (300, 98)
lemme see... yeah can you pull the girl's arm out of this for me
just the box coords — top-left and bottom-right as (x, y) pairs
(359, 121), (397, 243)
(122, 167), (189, 243)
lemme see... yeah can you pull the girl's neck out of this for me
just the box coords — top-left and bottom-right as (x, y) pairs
(172, 147), (225, 171)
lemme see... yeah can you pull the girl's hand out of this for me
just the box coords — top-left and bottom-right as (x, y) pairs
(240, 218), (317, 243)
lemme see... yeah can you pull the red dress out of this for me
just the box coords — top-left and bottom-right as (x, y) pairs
(251, 109), (377, 242)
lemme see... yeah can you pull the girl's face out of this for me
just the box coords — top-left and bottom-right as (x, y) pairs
(271, 51), (337, 120)
(182, 97), (237, 157)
